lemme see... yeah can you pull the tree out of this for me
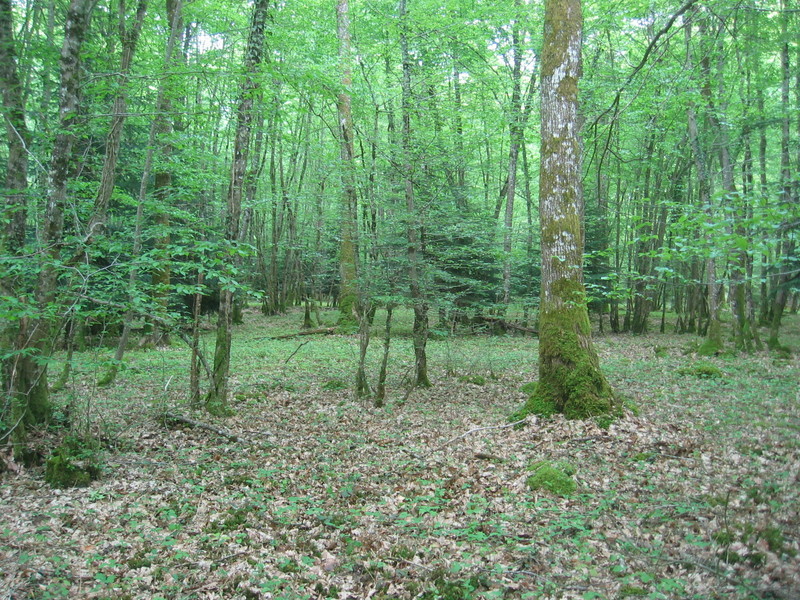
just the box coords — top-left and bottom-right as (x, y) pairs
(400, 0), (430, 388)
(335, 0), (359, 330)
(6, 0), (95, 451)
(205, 0), (270, 414)
(515, 0), (613, 420)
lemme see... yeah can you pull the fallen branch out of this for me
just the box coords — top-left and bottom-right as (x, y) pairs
(163, 412), (251, 444)
(474, 315), (538, 335)
(270, 327), (337, 340)
(426, 419), (527, 456)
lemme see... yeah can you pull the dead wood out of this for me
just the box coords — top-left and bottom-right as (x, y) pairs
(270, 327), (337, 340)
(163, 412), (251, 444)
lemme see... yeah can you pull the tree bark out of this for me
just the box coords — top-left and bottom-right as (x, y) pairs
(0, 0), (33, 454)
(767, 0), (795, 351)
(516, 0), (613, 420)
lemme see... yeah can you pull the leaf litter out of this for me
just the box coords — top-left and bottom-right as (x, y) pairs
(1, 315), (799, 600)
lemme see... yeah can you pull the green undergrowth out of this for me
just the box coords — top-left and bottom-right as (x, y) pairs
(12, 309), (798, 599)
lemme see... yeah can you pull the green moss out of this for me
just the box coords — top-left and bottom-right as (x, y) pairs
(697, 337), (723, 356)
(520, 382), (537, 395)
(458, 374), (486, 385)
(677, 362), (722, 378)
(596, 414), (615, 429)
(619, 585), (648, 597)
(526, 461), (576, 496)
(44, 436), (102, 489)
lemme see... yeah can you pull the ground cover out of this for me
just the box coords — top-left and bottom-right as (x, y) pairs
(1, 309), (799, 599)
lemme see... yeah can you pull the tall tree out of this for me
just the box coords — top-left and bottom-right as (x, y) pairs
(400, 0), (430, 388)
(0, 0), (32, 452)
(205, 0), (270, 413)
(768, 0), (796, 351)
(335, 0), (359, 329)
(515, 0), (613, 420)
(9, 0), (95, 446)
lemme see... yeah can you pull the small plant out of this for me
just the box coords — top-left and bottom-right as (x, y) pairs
(44, 435), (103, 488)
(322, 379), (347, 391)
(596, 414), (615, 429)
(458, 374), (486, 385)
(526, 461), (577, 496)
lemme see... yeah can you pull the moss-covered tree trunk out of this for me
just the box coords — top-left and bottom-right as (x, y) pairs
(517, 0), (613, 420)
(0, 0), (31, 444)
(10, 0), (94, 442)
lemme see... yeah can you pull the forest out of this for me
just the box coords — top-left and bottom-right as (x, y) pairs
(1, 0), (799, 598)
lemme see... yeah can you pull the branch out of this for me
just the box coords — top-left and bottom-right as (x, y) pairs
(163, 412), (254, 444)
(587, 0), (699, 131)
(270, 327), (337, 340)
(426, 419), (527, 456)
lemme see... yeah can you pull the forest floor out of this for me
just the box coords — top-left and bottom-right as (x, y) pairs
(1, 308), (799, 600)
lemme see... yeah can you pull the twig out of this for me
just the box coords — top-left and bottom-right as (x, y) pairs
(284, 340), (310, 364)
(163, 412), (252, 444)
(426, 419), (527, 456)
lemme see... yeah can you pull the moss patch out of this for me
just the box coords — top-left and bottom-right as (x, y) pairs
(677, 362), (722, 379)
(526, 461), (577, 496)
(458, 374), (486, 386)
(44, 435), (102, 488)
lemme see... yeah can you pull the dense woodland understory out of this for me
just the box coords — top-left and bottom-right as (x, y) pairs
(1, 308), (799, 599)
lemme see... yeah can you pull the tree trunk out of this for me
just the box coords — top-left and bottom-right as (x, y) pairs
(101, 0), (184, 385)
(502, 4), (523, 308)
(517, 0), (613, 420)
(767, 0), (794, 351)
(13, 0), (95, 437)
(0, 0), (32, 453)
(206, 0), (269, 413)
(84, 0), (147, 243)
(335, 0), (359, 329)
(400, 0), (430, 388)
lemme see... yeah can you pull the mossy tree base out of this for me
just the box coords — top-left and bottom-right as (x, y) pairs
(516, 314), (615, 421)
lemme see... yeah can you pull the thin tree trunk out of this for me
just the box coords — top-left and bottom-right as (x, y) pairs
(84, 0), (147, 243)
(101, 0), (184, 385)
(206, 0), (269, 413)
(14, 0), (95, 438)
(335, 0), (359, 329)
(768, 0), (794, 351)
(399, 0), (430, 388)
(502, 4), (523, 308)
